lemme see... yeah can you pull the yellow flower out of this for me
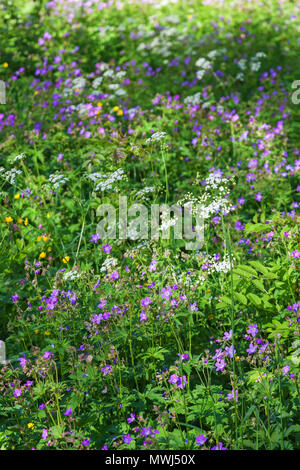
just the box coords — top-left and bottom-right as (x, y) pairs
(37, 235), (42, 242)
(3, 62), (8, 68)
(117, 109), (123, 116)
(42, 236), (48, 242)
(97, 102), (102, 107)
(17, 218), (23, 224)
(34, 329), (39, 334)
(39, 252), (46, 259)
(235, 356), (240, 362)
(34, 91), (39, 95)
(44, 331), (50, 336)
(5, 216), (13, 223)
(62, 256), (70, 263)
(47, 213), (50, 218)
(113, 106), (119, 112)
(27, 422), (34, 429)
(14, 194), (20, 200)
(24, 218), (28, 226)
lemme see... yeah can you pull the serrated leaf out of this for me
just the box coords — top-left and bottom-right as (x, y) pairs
(244, 223), (268, 234)
(234, 292), (247, 305)
(248, 293), (261, 307)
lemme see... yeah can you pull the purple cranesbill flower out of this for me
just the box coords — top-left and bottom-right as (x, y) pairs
(39, 403), (46, 410)
(102, 445), (108, 450)
(213, 348), (224, 360)
(102, 244), (112, 254)
(81, 439), (91, 447)
(266, 231), (274, 240)
(246, 343), (257, 354)
(149, 259), (157, 272)
(141, 297), (152, 307)
(111, 271), (119, 280)
(13, 388), (22, 398)
(235, 220), (245, 231)
(211, 441), (227, 450)
(227, 389), (238, 402)
(258, 341), (269, 354)
(101, 365), (113, 376)
(90, 233), (100, 244)
(18, 355), (26, 368)
(246, 173), (257, 182)
(12, 294), (19, 303)
(42, 429), (48, 440)
(140, 426), (152, 438)
(177, 376), (188, 389)
(168, 374), (179, 385)
(215, 358), (227, 372)
(160, 287), (172, 300)
(97, 298), (107, 309)
(195, 434), (207, 445)
(223, 330), (232, 341)
(190, 302), (198, 312)
(282, 365), (290, 376)
(248, 158), (258, 169)
(224, 345), (235, 358)
(247, 324), (258, 337)
(168, 373), (187, 389)
(43, 351), (52, 359)
(179, 353), (189, 362)
(123, 434), (133, 445)
(127, 413), (135, 424)
(255, 192), (263, 201)
(64, 408), (72, 417)
(290, 249), (300, 258)
(140, 311), (148, 323)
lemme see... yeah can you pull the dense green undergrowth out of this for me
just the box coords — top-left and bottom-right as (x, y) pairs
(0, 0), (299, 450)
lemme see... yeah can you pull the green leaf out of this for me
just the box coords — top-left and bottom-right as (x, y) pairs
(244, 223), (268, 234)
(247, 293), (261, 307)
(234, 292), (248, 305)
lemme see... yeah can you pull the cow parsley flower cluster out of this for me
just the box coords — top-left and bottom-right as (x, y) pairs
(62, 76), (86, 96)
(12, 153), (25, 162)
(0, 167), (22, 185)
(100, 257), (118, 273)
(48, 173), (69, 189)
(196, 57), (212, 80)
(87, 169), (125, 192)
(178, 172), (233, 220)
(184, 92), (202, 106)
(63, 270), (81, 281)
(146, 131), (167, 144)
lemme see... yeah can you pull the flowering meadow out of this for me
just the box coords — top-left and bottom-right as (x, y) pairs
(0, 0), (300, 451)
